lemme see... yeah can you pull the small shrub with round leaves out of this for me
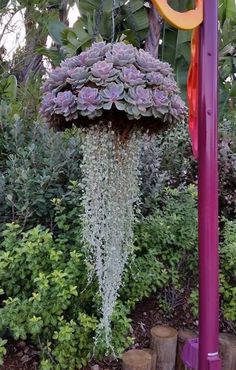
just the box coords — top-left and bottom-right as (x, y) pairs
(40, 42), (186, 128)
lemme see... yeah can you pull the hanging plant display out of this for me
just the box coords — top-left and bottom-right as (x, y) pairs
(40, 41), (186, 347)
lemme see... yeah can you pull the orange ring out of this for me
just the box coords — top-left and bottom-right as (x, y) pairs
(151, 0), (203, 30)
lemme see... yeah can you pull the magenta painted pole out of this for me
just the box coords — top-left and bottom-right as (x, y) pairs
(198, 1), (221, 369)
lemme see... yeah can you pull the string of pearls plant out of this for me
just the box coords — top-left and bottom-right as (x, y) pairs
(40, 41), (186, 349)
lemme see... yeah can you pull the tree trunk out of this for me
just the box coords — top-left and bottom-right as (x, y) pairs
(145, 2), (163, 58)
(122, 349), (152, 370)
(143, 349), (157, 370)
(150, 326), (177, 370)
(219, 333), (236, 370)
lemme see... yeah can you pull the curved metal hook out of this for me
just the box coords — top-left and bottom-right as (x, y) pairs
(151, 0), (203, 30)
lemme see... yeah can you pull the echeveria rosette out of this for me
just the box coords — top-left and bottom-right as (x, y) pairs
(67, 67), (89, 88)
(163, 77), (179, 94)
(170, 94), (187, 120)
(120, 66), (145, 87)
(146, 72), (164, 87)
(42, 67), (69, 93)
(136, 49), (161, 72)
(40, 41), (186, 127)
(77, 87), (102, 118)
(152, 90), (169, 118)
(101, 82), (125, 110)
(125, 86), (153, 119)
(106, 42), (136, 67)
(40, 92), (56, 120)
(90, 61), (118, 85)
(54, 91), (78, 121)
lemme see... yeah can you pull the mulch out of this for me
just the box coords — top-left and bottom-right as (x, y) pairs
(1, 295), (234, 369)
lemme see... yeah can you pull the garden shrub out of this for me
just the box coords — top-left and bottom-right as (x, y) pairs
(220, 219), (236, 322)
(140, 121), (236, 219)
(0, 117), (82, 229)
(123, 186), (199, 313)
(0, 182), (166, 368)
(189, 219), (236, 329)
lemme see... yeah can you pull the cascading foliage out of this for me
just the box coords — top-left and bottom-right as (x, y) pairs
(81, 125), (143, 346)
(40, 41), (187, 349)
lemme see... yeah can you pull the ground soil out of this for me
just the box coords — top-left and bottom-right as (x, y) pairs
(1, 295), (234, 370)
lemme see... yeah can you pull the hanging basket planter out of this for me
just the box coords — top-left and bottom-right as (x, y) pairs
(40, 41), (186, 132)
(40, 41), (187, 349)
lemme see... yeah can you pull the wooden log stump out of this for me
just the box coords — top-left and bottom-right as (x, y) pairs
(176, 329), (197, 370)
(220, 333), (236, 370)
(143, 348), (157, 370)
(150, 326), (177, 370)
(122, 349), (152, 370)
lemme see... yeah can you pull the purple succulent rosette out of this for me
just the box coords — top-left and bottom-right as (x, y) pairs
(77, 87), (102, 118)
(41, 41), (187, 126)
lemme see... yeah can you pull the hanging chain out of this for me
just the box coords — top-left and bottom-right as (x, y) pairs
(93, 0), (104, 41)
(111, 0), (116, 43)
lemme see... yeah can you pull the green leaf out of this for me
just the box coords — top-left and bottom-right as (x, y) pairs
(230, 82), (236, 97)
(226, 0), (236, 23)
(47, 20), (67, 45)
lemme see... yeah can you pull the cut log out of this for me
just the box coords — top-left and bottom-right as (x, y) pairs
(176, 329), (197, 370)
(122, 349), (152, 370)
(219, 333), (236, 370)
(150, 326), (178, 370)
(143, 348), (157, 370)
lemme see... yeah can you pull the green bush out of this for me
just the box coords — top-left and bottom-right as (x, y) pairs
(118, 186), (198, 316)
(0, 117), (82, 229)
(220, 219), (236, 322)
(134, 186), (198, 282)
(0, 182), (161, 368)
(188, 219), (236, 328)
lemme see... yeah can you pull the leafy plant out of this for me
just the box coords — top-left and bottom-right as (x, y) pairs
(0, 182), (133, 368)
(131, 185), (198, 313)
(220, 219), (236, 322)
(0, 118), (82, 228)
(0, 338), (7, 366)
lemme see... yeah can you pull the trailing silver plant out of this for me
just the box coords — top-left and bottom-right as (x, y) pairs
(80, 124), (143, 347)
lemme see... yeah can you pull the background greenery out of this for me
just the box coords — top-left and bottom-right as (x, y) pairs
(0, 0), (235, 368)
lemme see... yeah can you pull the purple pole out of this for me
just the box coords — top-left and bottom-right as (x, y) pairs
(198, 1), (221, 369)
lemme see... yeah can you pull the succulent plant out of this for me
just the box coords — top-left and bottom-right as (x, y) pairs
(90, 61), (118, 85)
(54, 91), (78, 121)
(136, 49), (161, 72)
(42, 67), (69, 93)
(40, 92), (56, 120)
(105, 42), (136, 66)
(152, 90), (169, 118)
(41, 41), (187, 126)
(121, 66), (145, 87)
(77, 87), (102, 118)
(170, 94), (186, 119)
(146, 72), (164, 86)
(61, 55), (83, 69)
(101, 82), (125, 110)
(125, 86), (152, 119)
(163, 77), (179, 94)
(67, 67), (89, 88)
